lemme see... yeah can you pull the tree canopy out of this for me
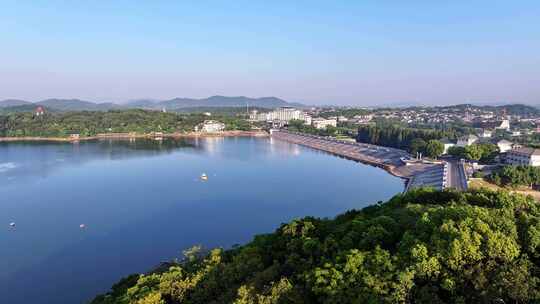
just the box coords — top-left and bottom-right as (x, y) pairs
(92, 188), (540, 304)
(488, 165), (540, 188)
(424, 140), (444, 158)
(448, 143), (499, 163)
(0, 110), (253, 137)
(356, 125), (458, 152)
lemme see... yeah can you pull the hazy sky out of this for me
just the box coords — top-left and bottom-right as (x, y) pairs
(1, 1), (539, 105)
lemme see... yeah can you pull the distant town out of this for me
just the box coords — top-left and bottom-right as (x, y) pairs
(2, 98), (540, 196)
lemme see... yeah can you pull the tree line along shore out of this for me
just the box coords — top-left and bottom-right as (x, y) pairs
(0, 130), (268, 142)
(0, 109), (261, 139)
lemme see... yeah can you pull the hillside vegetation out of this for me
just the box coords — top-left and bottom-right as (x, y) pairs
(92, 188), (540, 304)
(0, 110), (251, 137)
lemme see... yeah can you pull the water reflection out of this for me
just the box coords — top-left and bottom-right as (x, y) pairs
(269, 137), (301, 156)
(0, 139), (196, 186)
(0, 136), (403, 304)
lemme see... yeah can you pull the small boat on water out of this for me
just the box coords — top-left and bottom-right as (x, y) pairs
(200, 173), (208, 181)
(9, 222), (15, 228)
(80, 224), (86, 229)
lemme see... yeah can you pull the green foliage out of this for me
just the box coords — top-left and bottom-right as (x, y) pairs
(472, 171), (484, 178)
(448, 146), (467, 159)
(357, 125), (457, 151)
(448, 143), (499, 163)
(0, 110), (252, 137)
(409, 138), (427, 155)
(488, 165), (540, 188)
(93, 188), (540, 303)
(424, 140), (444, 158)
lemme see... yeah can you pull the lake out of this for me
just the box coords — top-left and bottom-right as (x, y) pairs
(0, 137), (404, 303)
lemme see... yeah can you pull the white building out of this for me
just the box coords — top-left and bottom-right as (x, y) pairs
(196, 120), (225, 133)
(312, 118), (337, 129)
(303, 114), (312, 125)
(496, 119), (511, 131)
(274, 107), (301, 121)
(440, 139), (455, 154)
(35, 106), (45, 116)
(509, 130), (521, 137)
(478, 129), (492, 138)
(353, 114), (373, 123)
(250, 107), (311, 124)
(506, 147), (540, 167)
(497, 139), (514, 153)
(456, 134), (479, 147)
(249, 110), (268, 121)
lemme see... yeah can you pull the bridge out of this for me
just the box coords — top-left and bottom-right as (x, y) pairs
(270, 130), (468, 192)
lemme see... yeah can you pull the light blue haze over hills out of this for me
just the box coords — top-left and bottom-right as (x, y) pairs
(1, 1), (539, 106)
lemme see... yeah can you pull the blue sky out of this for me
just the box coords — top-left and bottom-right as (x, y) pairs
(1, 1), (539, 105)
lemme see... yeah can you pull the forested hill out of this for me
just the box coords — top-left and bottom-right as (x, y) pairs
(146, 96), (305, 109)
(92, 188), (540, 304)
(0, 110), (251, 137)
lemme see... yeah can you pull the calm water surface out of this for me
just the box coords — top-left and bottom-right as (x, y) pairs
(0, 137), (403, 303)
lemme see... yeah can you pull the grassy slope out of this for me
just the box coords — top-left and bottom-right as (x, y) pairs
(469, 178), (540, 201)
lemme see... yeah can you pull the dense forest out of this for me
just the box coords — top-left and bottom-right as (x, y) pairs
(93, 188), (540, 304)
(356, 124), (457, 151)
(0, 110), (252, 137)
(488, 165), (540, 188)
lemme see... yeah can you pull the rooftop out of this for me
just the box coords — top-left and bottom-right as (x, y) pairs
(509, 147), (540, 156)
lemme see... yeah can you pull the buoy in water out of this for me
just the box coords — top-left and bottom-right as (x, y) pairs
(9, 222), (15, 228)
(80, 224), (86, 229)
(200, 173), (208, 181)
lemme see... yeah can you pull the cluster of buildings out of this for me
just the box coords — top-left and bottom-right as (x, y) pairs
(357, 106), (540, 167)
(362, 106), (538, 134)
(369, 106), (504, 124)
(249, 107), (311, 125)
(311, 118), (337, 129)
(249, 107), (337, 130)
(441, 133), (540, 167)
(506, 147), (540, 167)
(195, 120), (226, 133)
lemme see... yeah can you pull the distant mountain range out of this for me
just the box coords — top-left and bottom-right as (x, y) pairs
(0, 96), (305, 112)
(0, 99), (33, 107)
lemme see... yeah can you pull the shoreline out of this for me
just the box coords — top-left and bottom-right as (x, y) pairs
(0, 130), (269, 142)
(268, 131), (447, 192)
